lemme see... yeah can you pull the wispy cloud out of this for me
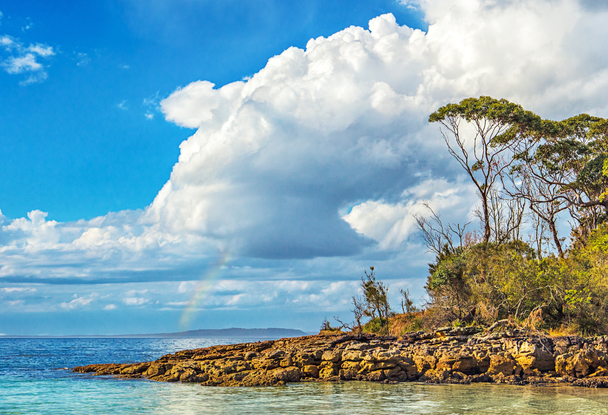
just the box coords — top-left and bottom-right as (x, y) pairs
(1, 0), (608, 324)
(4, 54), (42, 73)
(75, 52), (90, 66)
(142, 92), (160, 119)
(0, 33), (54, 85)
(1, 287), (37, 293)
(123, 297), (149, 306)
(27, 43), (53, 57)
(60, 294), (95, 310)
(398, 0), (422, 11)
(8, 300), (24, 307)
(21, 17), (33, 32)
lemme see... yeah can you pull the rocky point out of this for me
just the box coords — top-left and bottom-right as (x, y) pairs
(73, 326), (608, 388)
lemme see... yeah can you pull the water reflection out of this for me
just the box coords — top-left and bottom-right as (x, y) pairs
(2, 339), (608, 414)
(3, 375), (608, 414)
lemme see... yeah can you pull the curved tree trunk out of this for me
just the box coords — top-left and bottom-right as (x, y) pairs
(548, 219), (564, 258)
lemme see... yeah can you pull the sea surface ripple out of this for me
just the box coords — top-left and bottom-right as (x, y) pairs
(1, 338), (608, 414)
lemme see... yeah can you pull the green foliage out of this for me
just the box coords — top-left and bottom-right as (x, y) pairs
(320, 317), (342, 333)
(600, 159), (608, 202)
(428, 96), (542, 132)
(425, 233), (608, 335)
(362, 317), (385, 334)
(399, 288), (418, 314)
(588, 224), (608, 252)
(393, 312), (425, 334)
(423, 96), (608, 335)
(360, 267), (391, 334)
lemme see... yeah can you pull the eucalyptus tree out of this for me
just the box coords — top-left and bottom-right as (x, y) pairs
(506, 160), (569, 257)
(505, 125), (571, 257)
(525, 115), (608, 237)
(429, 97), (542, 243)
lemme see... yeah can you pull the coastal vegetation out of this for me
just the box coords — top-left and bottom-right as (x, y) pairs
(330, 96), (608, 337)
(77, 96), (608, 390)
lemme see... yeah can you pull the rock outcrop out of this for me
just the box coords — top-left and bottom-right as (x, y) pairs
(73, 328), (608, 388)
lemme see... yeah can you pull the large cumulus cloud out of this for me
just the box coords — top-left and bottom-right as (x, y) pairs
(149, 0), (608, 261)
(2, 0), (608, 292)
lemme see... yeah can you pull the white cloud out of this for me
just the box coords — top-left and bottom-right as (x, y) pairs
(76, 52), (90, 66)
(60, 295), (94, 310)
(160, 80), (245, 129)
(22, 17), (33, 32)
(8, 300), (24, 307)
(0, 33), (54, 84)
(0, 287), (37, 293)
(142, 92), (161, 120)
(165, 301), (188, 306)
(0, 36), (14, 48)
(172, 279), (360, 312)
(178, 281), (194, 293)
(123, 297), (149, 306)
(104, 304), (117, 310)
(19, 71), (48, 86)
(0, 0), (607, 313)
(117, 100), (128, 111)
(150, 1), (608, 260)
(27, 43), (53, 57)
(343, 176), (477, 250)
(3, 53), (42, 73)
(126, 289), (148, 296)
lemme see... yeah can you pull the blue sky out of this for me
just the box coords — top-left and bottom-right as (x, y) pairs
(0, 0), (423, 222)
(1, 0), (608, 335)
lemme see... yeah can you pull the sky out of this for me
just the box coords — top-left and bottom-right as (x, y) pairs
(1, 0), (608, 335)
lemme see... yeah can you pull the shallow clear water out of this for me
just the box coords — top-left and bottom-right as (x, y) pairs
(2, 338), (608, 414)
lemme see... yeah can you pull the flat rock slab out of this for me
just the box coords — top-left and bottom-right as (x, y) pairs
(72, 330), (608, 388)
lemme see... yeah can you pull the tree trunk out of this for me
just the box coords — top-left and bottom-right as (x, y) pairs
(548, 219), (564, 258)
(482, 194), (491, 243)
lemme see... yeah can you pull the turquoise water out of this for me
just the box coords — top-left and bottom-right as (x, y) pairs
(2, 339), (608, 414)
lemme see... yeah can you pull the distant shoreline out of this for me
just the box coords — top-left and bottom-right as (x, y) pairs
(0, 327), (309, 339)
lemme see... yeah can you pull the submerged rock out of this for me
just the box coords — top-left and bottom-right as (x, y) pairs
(72, 331), (608, 388)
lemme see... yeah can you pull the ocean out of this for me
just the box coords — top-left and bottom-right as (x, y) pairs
(1, 338), (608, 414)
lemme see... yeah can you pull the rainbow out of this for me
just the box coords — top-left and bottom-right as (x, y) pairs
(179, 251), (232, 330)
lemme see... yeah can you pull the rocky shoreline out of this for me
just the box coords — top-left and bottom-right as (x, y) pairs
(73, 326), (608, 388)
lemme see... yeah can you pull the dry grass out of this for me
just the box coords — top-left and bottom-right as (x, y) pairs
(318, 328), (344, 336)
(388, 312), (425, 336)
(547, 325), (578, 337)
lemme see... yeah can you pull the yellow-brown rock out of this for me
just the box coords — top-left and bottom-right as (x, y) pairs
(487, 354), (517, 376)
(71, 331), (608, 388)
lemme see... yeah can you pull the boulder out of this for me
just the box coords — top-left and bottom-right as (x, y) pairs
(301, 365), (319, 378)
(487, 354), (517, 376)
(413, 354), (436, 375)
(319, 362), (339, 379)
(272, 367), (301, 383)
(321, 350), (342, 363)
(556, 350), (606, 378)
(513, 341), (555, 373)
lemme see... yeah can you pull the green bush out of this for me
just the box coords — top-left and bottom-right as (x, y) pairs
(424, 233), (608, 335)
(362, 318), (386, 334)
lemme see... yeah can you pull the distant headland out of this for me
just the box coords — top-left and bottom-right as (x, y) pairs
(1, 328), (308, 339)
